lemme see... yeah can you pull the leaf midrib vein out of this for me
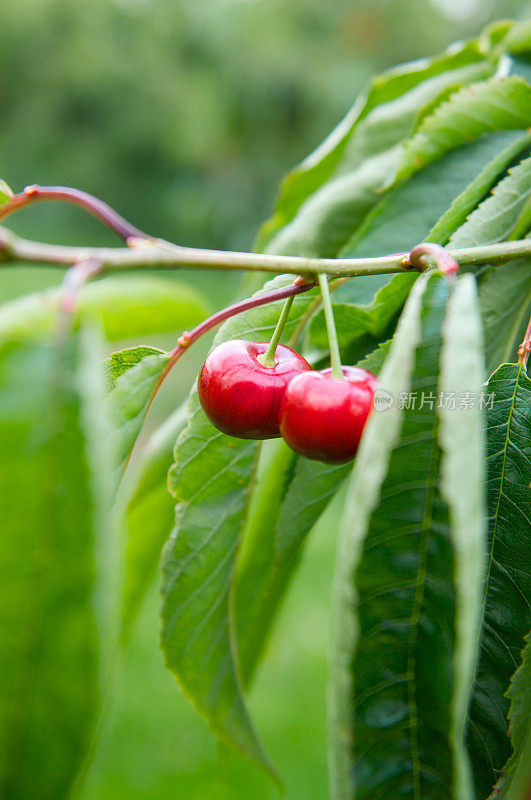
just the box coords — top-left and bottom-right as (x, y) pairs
(479, 365), (522, 652)
(406, 423), (440, 800)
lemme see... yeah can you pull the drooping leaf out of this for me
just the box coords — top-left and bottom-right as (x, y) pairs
(160, 275), (320, 773)
(0, 327), (117, 800)
(426, 133), (531, 245)
(161, 394), (268, 766)
(444, 157), (531, 373)
(0, 275), (209, 342)
(449, 156), (531, 248)
(356, 338), (393, 375)
(329, 271), (432, 800)
(466, 361), (531, 800)
(476, 261), (531, 374)
(329, 272), (486, 800)
(104, 345), (171, 476)
(395, 77), (531, 185)
(495, 633), (531, 800)
(259, 43), (493, 258)
(159, 271), (360, 766)
(343, 130), (528, 261)
(235, 439), (350, 686)
(120, 404), (188, 639)
(437, 275), (486, 799)
(233, 439), (298, 684)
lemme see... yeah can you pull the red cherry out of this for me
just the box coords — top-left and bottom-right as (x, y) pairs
(197, 339), (311, 439)
(279, 366), (378, 464)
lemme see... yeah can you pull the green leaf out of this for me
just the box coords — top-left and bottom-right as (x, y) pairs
(329, 272), (486, 800)
(0, 327), (117, 800)
(449, 156), (531, 247)
(0, 178), (14, 206)
(310, 131), (528, 357)
(477, 261), (531, 374)
(104, 345), (171, 476)
(0, 276), (209, 343)
(495, 633), (531, 800)
(259, 43), (493, 258)
(330, 271), (431, 800)
(161, 394), (268, 765)
(235, 439), (350, 686)
(231, 147), (501, 689)
(396, 77), (531, 185)
(275, 457), (350, 560)
(233, 439), (298, 684)
(466, 361), (531, 800)
(104, 344), (166, 390)
(437, 275), (486, 799)
(160, 274), (320, 774)
(121, 404), (188, 639)
(344, 130), (528, 260)
(427, 133), (531, 245)
(356, 338), (393, 375)
(443, 158), (531, 373)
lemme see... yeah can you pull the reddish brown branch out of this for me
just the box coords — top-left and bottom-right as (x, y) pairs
(146, 278), (316, 415)
(0, 185), (148, 242)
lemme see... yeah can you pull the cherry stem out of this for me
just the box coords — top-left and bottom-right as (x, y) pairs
(405, 242), (459, 276)
(257, 295), (295, 368)
(517, 315), (531, 368)
(0, 185), (148, 243)
(145, 278), (316, 416)
(318, 273), (343, 379)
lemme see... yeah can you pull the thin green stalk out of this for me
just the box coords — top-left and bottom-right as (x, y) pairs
(257, 296), (295, 367)
(1, 225), (530, 277)
(318, 273), (343, 379)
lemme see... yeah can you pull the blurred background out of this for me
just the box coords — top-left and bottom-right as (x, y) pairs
(1, 1), (529, 798)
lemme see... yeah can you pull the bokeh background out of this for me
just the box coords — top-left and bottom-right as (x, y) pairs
(1, 1), (529, 798)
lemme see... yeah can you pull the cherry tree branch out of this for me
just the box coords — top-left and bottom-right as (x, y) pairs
(0, 225), (529, 278)
(0, 185), (148, 242)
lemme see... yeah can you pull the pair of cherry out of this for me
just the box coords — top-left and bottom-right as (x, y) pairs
(197, 340), (377, 464)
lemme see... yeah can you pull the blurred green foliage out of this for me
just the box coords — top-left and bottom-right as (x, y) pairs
(1, 0), (527, 254)
(0, 1), (529, 798)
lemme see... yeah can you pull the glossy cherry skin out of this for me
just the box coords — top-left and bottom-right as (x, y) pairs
(197, 339), (312, 439)
(279, 366), (378, 464)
